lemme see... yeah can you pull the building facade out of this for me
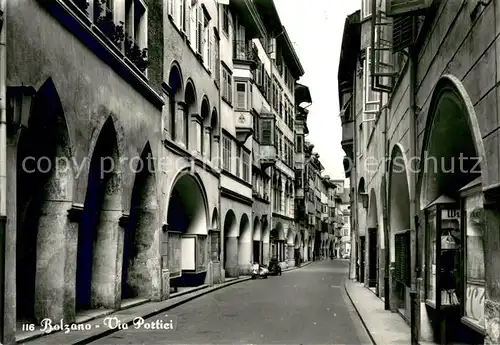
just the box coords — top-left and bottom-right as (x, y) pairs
(1, 0), (312, 343)
(340, 0), (500, 344)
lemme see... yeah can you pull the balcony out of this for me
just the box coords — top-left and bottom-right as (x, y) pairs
(235, 111), (253, 144)
(259, 145), (277, 170)
(233, 40), (259, 68)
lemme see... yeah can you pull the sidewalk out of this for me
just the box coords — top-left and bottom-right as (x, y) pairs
(344, 278), (411, 345)
(21, 260), (313, 345)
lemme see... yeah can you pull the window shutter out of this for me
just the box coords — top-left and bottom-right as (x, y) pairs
(386, 0), (431, 17)
(197, 7), (203, 53)
(261, 120), (272, 145)
(228, 74), (232, 103)
(208, 33), (213, 70)
(236, 83), (246, 109)
(186, 0), (191, 38)
(179, 0), (184, 30)
(392, 15), (416, 53)
(168, 0), (173, 16)
(190, 4), (196, 45)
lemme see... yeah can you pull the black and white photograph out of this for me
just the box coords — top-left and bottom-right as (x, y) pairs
(0, 0), (497, 344)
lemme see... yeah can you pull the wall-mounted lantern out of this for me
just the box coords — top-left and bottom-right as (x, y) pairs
(7, 86), (36, 132)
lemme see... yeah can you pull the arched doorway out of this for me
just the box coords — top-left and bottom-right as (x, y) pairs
(367, 189), (379, 292)
(357, 178), (367, 283)
(166, 173), (208, 287)
(223, 210), (238, 277)
(200, 97), (210, 157)
(271, 222), (285, 262)
(76, 116), (123, 312)
(261, 217), (270, 265)
(388, 144), (411, 318)
(253, 216), (262, 264)
(121, 143), (159, 302)
(237, 214), (251, 274)
(16, 79), (74, 323)
(418, 77), (486, 344)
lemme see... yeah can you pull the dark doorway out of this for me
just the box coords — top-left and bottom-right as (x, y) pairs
(253, 241), (260, 264)
(368, 228), (378, 287)
(360, 236), (366, 284)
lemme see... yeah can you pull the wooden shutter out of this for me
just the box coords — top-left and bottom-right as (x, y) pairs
(197, 7), (203, 53)
(392, 15), (416, 53)
(395, 231), (411, 286)
(190, 3), (196, 45)
(386, 0), (431, 17)
(209, 32), (213, 71)
(186, 0), (191, 38)
(179, 0), (184, 30)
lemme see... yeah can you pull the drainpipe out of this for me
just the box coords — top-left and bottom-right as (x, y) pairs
(350, 67), (358, 281)
(408, 42), (419, 345)
(383, 103), (390, 311)
(0, 0), (6, 341)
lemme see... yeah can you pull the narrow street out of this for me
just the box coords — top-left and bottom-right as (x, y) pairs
(90, 260), (371, 344)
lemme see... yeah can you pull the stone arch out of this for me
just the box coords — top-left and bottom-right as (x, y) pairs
(184, 79), (197, 149)
(76, 115), (123, 312)
(294, 234), (300, 249)
(166, 170), (209, 236)
(238, 214), (251, 272)
(16, 78), (75, 323)
(388, 144), (411, 261)
(287, 228), (294, 245)
(223, 210), (238, 277)
(121, 142), (159, 301)
(271, 222), (285, 262)
(199, 96), (210, 157)
(418, 75), (486, 209)
(211, 207), (219, 230)
(168, 61), (184, 141)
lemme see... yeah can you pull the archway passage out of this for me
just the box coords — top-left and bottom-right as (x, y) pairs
(367, 189), (379, 290)
(253, 217), (262, 265)
(166, 173), (208, 287)
(271, 222), (285, 262)
(121, 143), (158, 301)
(419, 80), (485, 343)
(76, 116), (122, 312)
(388, 145), (411, 316)
(223, 210), (238, 277)
(16, 79), (74, 324)
(238, 214), (251, 274)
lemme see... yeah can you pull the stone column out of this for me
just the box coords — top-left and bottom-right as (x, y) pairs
(262, 242), (270, 266)
(91, 172), (123, 309)
(484, 196), (500, 344)
(225, 237), (239, 278)
(287, 245), (294, 267)
(34, 173), (73, 323)
(190, 114), (201, 155)
(176, 101), (186, 147)
(204, 127), (211, 159)
(65, 204), (83, 322)
(238, 238), (252, 275)
(125, 173), (161, 301)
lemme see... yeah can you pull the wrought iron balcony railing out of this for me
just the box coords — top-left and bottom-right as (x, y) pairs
(233, 40), (258, 62)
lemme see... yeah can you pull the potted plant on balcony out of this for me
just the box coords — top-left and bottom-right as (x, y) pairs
(124, 35), (149, 73)
(94, 0), (125, 49)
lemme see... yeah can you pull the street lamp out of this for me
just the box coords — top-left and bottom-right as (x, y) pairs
(6, 86), (36, 133)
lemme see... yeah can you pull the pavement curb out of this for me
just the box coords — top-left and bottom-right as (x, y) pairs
(70, 276), (253, 345)
(344, 279), (377, 345)
(25, 262), (315, 345)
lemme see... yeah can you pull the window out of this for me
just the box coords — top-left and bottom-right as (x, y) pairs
(235, 146), (241, 177)
(253, 114), (259, 140)
(195, 121), (202, 153)
(260, 119), (273, 145)
(222, 5), (229, 35)
(222, 67), (232, 104)
(362, 48), (380, 121)
(296, 135), (303, 153)
(235, 82), (247, 109)
(362, 0), (372, 18)
(125, 0), (147, 49)
(214, 34), (220, 85)
(196, 6), (203, 53)
(242, 151), (250, 182)
(255, 62), (263, 87)
(179, 0), (185, 31)
(222, 135), (232, 171)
